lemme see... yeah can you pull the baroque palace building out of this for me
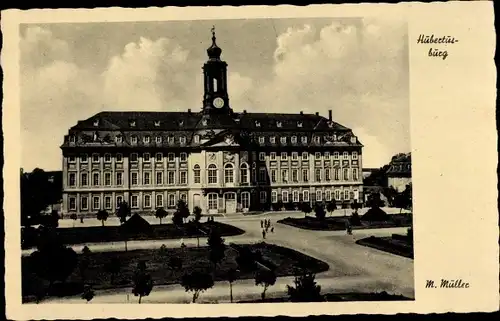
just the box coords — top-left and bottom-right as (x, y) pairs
(60, 29), (364, 216)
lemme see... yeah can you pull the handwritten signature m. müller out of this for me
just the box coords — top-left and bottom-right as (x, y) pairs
(425, 279), (470, 289)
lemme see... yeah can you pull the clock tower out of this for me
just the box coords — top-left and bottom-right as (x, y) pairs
(202, 27), (231, 114)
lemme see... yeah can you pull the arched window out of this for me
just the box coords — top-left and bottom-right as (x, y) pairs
(224, 163), (234, 184)
(193, 164), (201, 184)
(208, 164), (218, 184)
(240, 163), (249, 183)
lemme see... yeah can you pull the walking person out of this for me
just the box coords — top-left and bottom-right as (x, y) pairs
(271, 226), (274, 233)
(260, 220), (263, 228)
(262, 229), (266, 239)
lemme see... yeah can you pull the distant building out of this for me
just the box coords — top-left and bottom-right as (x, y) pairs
(362, 168), (378, 180)
(60, 29), (364, 216)
(386, 153), (412, 192)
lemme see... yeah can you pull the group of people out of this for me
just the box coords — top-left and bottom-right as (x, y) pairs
(260, 218), (274, 239)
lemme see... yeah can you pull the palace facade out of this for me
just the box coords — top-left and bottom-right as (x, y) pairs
(60, 30), (364, 216)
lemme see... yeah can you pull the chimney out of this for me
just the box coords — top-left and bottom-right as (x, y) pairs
(188, 108), (192, 114)
(243, 110), (247, 114)
(300, 111), (304, 115)
(315, 112), (319, 116)
(328, 109), (332, 121)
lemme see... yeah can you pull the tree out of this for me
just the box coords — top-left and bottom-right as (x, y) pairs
(300, 202), (312, 218)
(181, 271), (214, 303)
(81, 285), (95, 303)
(314, 203), (326, 220)
(70, 213), (78, 227)
(326, 201), (337, 216)
(351, 200), (361, 214)
(96, 209), (109, 226)
(132, 261), (153, 304)
(116, 201), (131, 224)
(255, 269), (277, 301)
(287, 272), (323, 302)
(172, 211), (184, 226)
(383, 186), (399, 207)
(41, 210), (60, 228)
(366, 192), (385, 209)
(193, 206), (202, 223)
(207, 228), (226, 274)
(225, 268), (238, 303)
(20, 168), (52, 226)
(176, 200), (190, 223)
(168, 256), (183, 272)
(155, 207), (168, 225)
(79, 246), (92, 283)
(105, 257), (121, 285)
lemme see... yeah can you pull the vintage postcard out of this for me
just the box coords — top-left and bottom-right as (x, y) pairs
(2, 2), (498, 319)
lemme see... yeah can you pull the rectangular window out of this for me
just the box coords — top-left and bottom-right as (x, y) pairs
(168, 194), (176, 207)
(271, 191), (277, 203)
(352, 168), (358, 181)
(131, 195), (139, 208)
(282, 191), (289, 203)
(144, 136), (151, 144)
(116, 136), (123, 143)
(168, 153), (175, 162)
(335, 190), (341, 201)
(316, 190), (323, 202)
(334, 169), (340, 180)
(344, 190), (350, 201)
(131, 136), (138, 144)
(116, 153), (123, 163)
(270, 137), (276, 144)
(260, 191), (267, 203)
(104, 172), (111, 186)
(81, 154), (88, 163)
(92, 172), (100, 186)
(302, 169), (309, 182)
(208, 194), (218, 210)
(281, 152), (287, 160)
(81, 173), (88, 186)
(144, 172), (151, 185)
(343, 168), (349, 180)
(343, 151), (349, 160)
(259, 152), (266, 161)
(104, 153), (111, 163)
(333, 152), (339, 159)
(180, 153), (187, 162)
(270, 152), (276, 160)
(69, 173), (76, 187)
(314, 136), (321, 144)
(68, 156), (76, 163)
(324, 152), (330, 159)
(292, 169), (298, 182)
(81, 196), (88, 210)
(280, 137), (287, 144)
(180, 193), (187, 204)
(116, 196), (123, 207)
(92, 153), (100, 163)
(156, 194), (163, 208)
(104, 196), (112, 210)
(156, 136), (162, 143)
(194, 168), (201, 184)
(302, 152), (308, 160)
(291, 136), (297, 144)
(92, 196), (100, 210)
(180, 171), (188, 185)
(259, 137), (265, 144)
(281, 169), (288, 183)
(271, 169), (277, 183)
(156, 172), (163, 185)
(155, 153), (163, 162)
(179, 137), (186, 145)
(315, 152), (321, 160)
(144, 194), (151, 208)
(131, 172), (138, 185)
(293, 190), (299, 202)
(303, 190), (310, 202)
(130, 153), (138, 162)
(69, 197), (76, 210)
(116, 172), (123, 186)
(168, 171), (175, 185)
(168, 136), (174, 144)
(352, 151), (358, 160)
(315, 169), (322, 182)
(301, 136), (308, 144)
(325, 168), (331, 181)
(259, 167), (266, 182)
(292, 152), (298, 160)
(143, 153), (151, 162)
(325, 190), (332, 201)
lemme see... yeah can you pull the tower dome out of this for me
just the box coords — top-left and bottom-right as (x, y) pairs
(207, 26), (222, 59)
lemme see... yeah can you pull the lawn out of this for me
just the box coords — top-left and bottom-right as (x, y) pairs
(238, 291), (413, 302)
(22, 242), (329, 302)
(278, 214), (412, 231)
(356, 235), (414, 259)
(21, 221), (245, 249)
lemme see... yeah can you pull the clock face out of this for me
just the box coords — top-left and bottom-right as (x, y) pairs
(213, 97), (225, 108)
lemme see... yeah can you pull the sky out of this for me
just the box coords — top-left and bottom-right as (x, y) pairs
(20, 17), (409, 172)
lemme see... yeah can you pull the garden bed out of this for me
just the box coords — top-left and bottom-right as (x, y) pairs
(21, 221), (245, 249)
(277, 214), (412, 231)
(22, 242), (329, 302)
(356, 236), (414, 259)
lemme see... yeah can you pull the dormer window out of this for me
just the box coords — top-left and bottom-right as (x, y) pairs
(154, 121), (161, 127)
(333, 134), (337, 141)
(255, 121), (261, 127)
(270, 137), (276, 144)
(314, 136), (321, 144)
(179, 136), (186, 145)
(115, 135), (123, 143)
(144, 136), (151, 144)
(301, 136), (308, 144)
(350, 136), (357, 144)
(259, 137), (265, 144)
(168, 136), (174, 144)
(276, 121), (282, 128)
(297, 121), (303, 128)
(280, 137), (287, 144)
(202, 119), (208, 126)
(291, 136), (297, 144)
(129, 120), (136, 127)
(155, 136), (162, 143)
(69, 135), (76, 143)
(179, 120), (184, 127)
(93, 119), (99, 127)
(131, 135), (138, 144)
(194, 135), (200, 144)
(328, 121), (334, 128)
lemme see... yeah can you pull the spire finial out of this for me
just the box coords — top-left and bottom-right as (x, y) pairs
(211, 25), (216, 43)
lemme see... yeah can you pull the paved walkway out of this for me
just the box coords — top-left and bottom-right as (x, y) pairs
(31, 210), (414, 303)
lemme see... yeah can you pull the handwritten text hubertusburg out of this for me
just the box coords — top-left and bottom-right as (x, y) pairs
(417, 34), (459, 61)
(425, 279), (470, 289)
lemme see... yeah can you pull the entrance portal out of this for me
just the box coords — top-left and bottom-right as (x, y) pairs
(224, 192), (236, 213)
